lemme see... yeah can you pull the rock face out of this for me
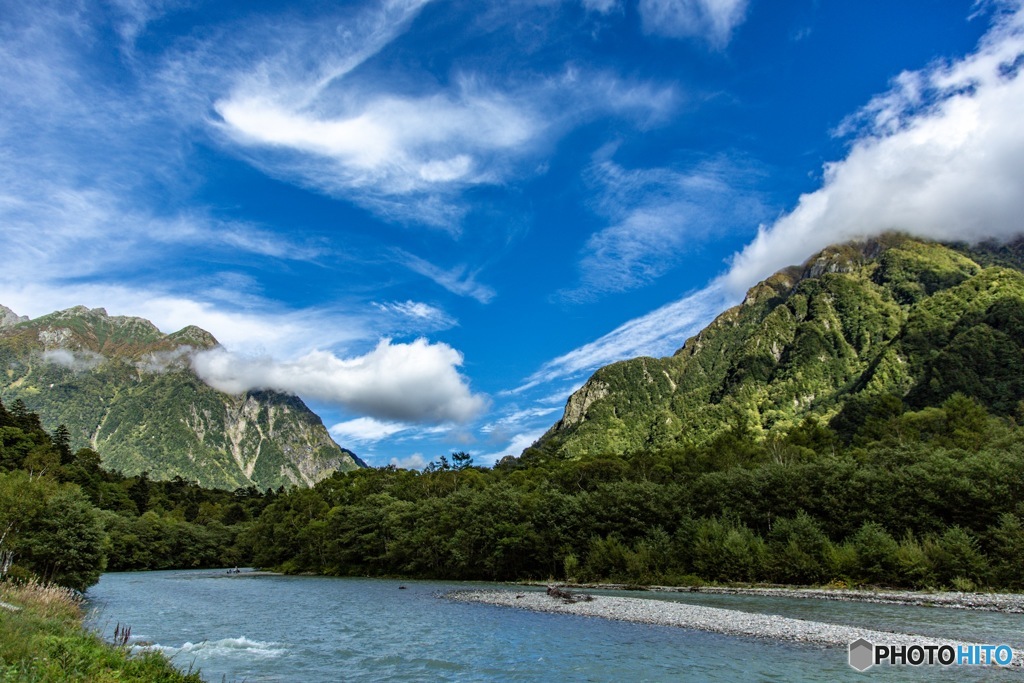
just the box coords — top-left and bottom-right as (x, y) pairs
(534, 235), (1024, 459)
(0, 306), (28, 329)
(0, 305), (363, 489)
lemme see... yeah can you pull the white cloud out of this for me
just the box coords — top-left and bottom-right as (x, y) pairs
(0, 282), (371, 359)
(389, 453), (427, 469)
(560, 154), (765, 301)
(480, 406), (560, 434)
(136, 347), (196, 374)
(192, 338), (488, 423)
(331, 417), (412, 443)
(475, 427), (549, 466)
(213, 70), (676, 226)
(214, 86), (538, 195)
(394, 251), (497, 303)
(581, 0), (620, 13)
(208, 2), (677, 228)
(724, 2), (1024, 295)
(639, 0), (749, 47)
(522, 280), (733, 389)
(108, 0), (190, 49)
(41, 349), (105, 372)
(0, 3), (328, 311)
(525, 3), (1024, 399)
(373, 300), (457, 329)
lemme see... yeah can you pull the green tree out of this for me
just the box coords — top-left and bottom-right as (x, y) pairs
(849, 522), (899, 586)
(766, 512), (832, 585)
(927, 526), (989, 587)
(988, 514), (1024, 588)
(22, 487), (106, 590)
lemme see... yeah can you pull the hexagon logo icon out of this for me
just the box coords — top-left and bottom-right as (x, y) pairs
(849, 638), (874, 671)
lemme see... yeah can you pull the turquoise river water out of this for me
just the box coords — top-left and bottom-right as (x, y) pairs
(85, 570), (1023, 682)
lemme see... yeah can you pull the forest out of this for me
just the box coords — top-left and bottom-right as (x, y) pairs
(3, 392), (1024, 594)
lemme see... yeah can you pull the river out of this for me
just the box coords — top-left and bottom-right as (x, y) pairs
(85, 570), (1022, 682)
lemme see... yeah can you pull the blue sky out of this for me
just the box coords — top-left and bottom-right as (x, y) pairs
(3, 0), (1024, 467)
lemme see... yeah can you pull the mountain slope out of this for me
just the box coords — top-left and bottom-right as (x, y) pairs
(0, 306), (363, 489)
(536, 235), (1024, 458)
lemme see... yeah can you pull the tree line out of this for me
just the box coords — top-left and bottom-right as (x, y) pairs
(3, 393), (1024, 593)
(249, 393), (1024, 591)
(0, 398), (268, 590)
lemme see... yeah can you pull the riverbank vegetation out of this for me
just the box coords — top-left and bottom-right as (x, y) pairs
(0, 579), (202, 681)
(0, 398), (254, 679)
(249, 392), (1024, 591)
(3, 394), (1024, 597)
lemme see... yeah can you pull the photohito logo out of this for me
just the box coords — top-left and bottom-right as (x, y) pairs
(848, 638), (1015, 671)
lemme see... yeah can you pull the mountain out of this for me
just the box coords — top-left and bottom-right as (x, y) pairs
(0, 305), (363, 489)
(535, 234), (1024, 459)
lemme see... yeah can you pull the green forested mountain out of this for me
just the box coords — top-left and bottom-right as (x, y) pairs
(535, 235), (1024, 459)
(0, 305), (362, 489)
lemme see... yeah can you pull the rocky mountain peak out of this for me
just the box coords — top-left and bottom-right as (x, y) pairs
(0, 305), (28, 328)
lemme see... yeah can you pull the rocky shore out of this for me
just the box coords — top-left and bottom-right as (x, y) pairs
(447, 589), (1024, 667)
(545, 584), (1024, 613)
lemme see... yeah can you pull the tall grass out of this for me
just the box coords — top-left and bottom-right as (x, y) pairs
(0, 578), (203, 682)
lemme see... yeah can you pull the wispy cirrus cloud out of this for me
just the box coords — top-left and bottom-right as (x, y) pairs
(523, 280), (733, 390)
(330, 416), (455, 445)
(373, 300), (457, 330)
(214, 68), (677, 227)
(0, 1), (327, 299)
(209, 0), (678, 228)
(476, 427), (551, 465)
(394, 250), (497, 303)
(558, 151), (765, 302)
(107, 0), (192, 50)
(580, 0), (621, 13)
(480, 406), (561, 434)
(639, 0), (749, 47)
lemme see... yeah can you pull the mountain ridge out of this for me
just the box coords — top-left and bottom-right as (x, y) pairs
(534, 234), (1024, 459)
(0, 305), (363, 489)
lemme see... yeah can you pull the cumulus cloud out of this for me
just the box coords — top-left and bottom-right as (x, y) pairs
(639, 0), (749, 47)
(725, 3), (1024, 294)
(192, 338), (488, 423)
(41, 349), (105, 372)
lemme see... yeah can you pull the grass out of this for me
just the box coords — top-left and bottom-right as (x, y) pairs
(0, 579), (203, 682)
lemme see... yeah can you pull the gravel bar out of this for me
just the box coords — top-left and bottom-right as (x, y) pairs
(447, 589), (1024, 667)
(649, 586), (1024, 613)
(524, 583), (1024, 613)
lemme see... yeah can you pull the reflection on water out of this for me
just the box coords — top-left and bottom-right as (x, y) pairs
(85, 570), (1021, 682)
